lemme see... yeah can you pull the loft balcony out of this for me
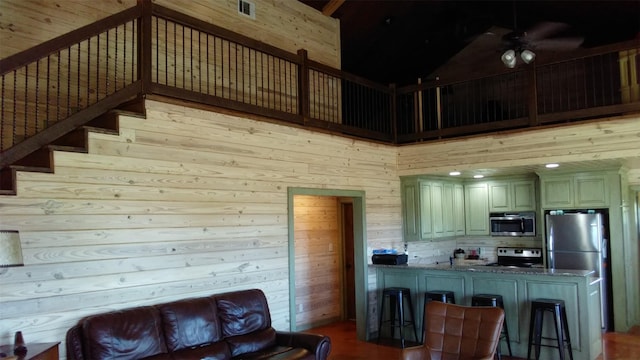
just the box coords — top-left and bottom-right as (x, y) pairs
(1, 1), (639, 167)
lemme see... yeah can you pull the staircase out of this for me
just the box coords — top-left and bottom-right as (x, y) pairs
(0, 103), (146, 196)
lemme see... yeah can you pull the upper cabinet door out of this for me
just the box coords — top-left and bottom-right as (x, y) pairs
(453, 184), (466, 235)
(512, 180), (536, 211)
(488, 182), (510, 212)
(489, 179), (536, 212)
(540, 173), (610, 209)
(401, 180), (420, 241)
(465, 183), (489, 235)
(541, 177), (573, 208)
(420, 181), (433, 239)
(574, 175), (608, 207)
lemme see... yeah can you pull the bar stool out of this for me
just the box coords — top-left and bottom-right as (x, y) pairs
(378, 287), (418, 348)
(472, 294), (512, 360)
(527, 298), (573, 360)
(422, 290), (455, 343)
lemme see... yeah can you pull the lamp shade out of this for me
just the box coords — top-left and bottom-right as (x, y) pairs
(501, 50), (516, 68)
(0, 230), (24, 267)
(521, 49), (536, 64)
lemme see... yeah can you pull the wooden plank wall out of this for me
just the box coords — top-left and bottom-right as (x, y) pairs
(294, 195), (341, 327)
(397, 115), (640, 182)
(0, 0), (137, 59)
(1, 0), (339, 68)
(0, 99), (401, 357)
(152, 0), (340, 69)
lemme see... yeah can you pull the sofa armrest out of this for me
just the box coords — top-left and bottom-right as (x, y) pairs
(275, 331), (331, 360)
(66, 324), (85, 360)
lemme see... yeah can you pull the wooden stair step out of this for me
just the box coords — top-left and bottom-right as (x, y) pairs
(0, 165), (54, 195)
(0, 101), (146, 195)
(51, 127), (91, 148)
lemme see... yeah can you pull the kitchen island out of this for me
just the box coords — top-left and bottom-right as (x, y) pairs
(374, 263), (602, 360)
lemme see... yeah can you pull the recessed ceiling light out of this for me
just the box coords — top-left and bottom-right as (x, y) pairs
(449, 171), (461, 176)
(545, 163), (560, 168)
(473, 174), (484, 179)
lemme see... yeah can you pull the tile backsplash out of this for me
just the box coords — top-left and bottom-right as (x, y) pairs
(401, 235), (543, 265)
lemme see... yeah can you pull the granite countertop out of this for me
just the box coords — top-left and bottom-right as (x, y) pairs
(371, 262), (597, 277)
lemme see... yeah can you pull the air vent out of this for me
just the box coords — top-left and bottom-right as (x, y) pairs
(238, 0), (256, 19)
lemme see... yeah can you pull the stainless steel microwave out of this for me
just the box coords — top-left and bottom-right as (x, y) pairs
(490, 212), (536, 236)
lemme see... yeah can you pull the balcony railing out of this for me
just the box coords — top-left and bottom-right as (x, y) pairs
(1, 0), (639, 166)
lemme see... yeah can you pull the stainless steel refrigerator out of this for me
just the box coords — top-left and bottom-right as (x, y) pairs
(545, 212), (612, 330)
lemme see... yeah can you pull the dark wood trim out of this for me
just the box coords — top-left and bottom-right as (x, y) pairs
(139, 0), (152, 92)
(0, 6), (142, 75)
(298, 50), (311, 122)
(398, 117), (531, 143)
(0, 82), (142, 167)
(149, 83), (304, 125)
(538, 103), (640, 124)
(307, 59), (393, 93)
(390, 84), (398, 144)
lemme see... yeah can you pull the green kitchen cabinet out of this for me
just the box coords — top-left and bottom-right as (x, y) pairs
(453, 183), (466, 236)
(488, 179), (536, 212)
(402, 178), (421, 241)
(401, 177), (465, 241)
(374, 265), (603, 360)
(464, 182), (489, 235)
(540, 172), (609, 209)
(419, 181), (434, 239)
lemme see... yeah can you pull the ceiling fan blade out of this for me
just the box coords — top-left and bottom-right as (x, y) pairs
(531, 37), (584, 50)
(525, 21), (570, 41)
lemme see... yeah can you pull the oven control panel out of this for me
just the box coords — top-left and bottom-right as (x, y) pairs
(497, 247), (543, 258)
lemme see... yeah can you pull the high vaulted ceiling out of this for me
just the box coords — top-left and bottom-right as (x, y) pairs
(299, 1), (640, 86)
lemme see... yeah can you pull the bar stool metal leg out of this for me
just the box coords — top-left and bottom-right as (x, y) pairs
(527, 298), (573, 360)
(471, 294), (512, 360)
(377, 287), (418, 348)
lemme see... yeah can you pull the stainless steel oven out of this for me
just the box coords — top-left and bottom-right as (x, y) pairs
(485, 247), (543, 268)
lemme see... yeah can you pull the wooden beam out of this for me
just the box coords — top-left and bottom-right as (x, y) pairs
(322, 0), (345, 16)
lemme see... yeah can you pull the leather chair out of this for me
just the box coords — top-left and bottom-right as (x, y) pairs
(401, 301), (504, 360)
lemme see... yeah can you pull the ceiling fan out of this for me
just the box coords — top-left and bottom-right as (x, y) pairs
(500, 4), (584, 68)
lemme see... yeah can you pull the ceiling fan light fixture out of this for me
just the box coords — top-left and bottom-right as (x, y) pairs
(521, 49), (536, 64)
(501, 50), (517, 68)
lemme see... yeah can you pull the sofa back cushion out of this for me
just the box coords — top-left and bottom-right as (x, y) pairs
(215, 289), (276, 356)
(158, 296), (226, 352)
(81, 305), (167, 360)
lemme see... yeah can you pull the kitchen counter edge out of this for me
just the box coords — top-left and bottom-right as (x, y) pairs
(370, 263), (596, 277)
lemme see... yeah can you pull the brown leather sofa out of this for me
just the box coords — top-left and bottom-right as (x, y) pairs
(401, 301), (504, 360)
(66, 289), (331, 360)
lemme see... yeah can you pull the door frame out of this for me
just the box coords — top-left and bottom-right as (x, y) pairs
(287, 187), (369, 341)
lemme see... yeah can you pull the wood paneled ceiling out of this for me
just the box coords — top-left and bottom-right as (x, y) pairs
(299, 0), (640, 86)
